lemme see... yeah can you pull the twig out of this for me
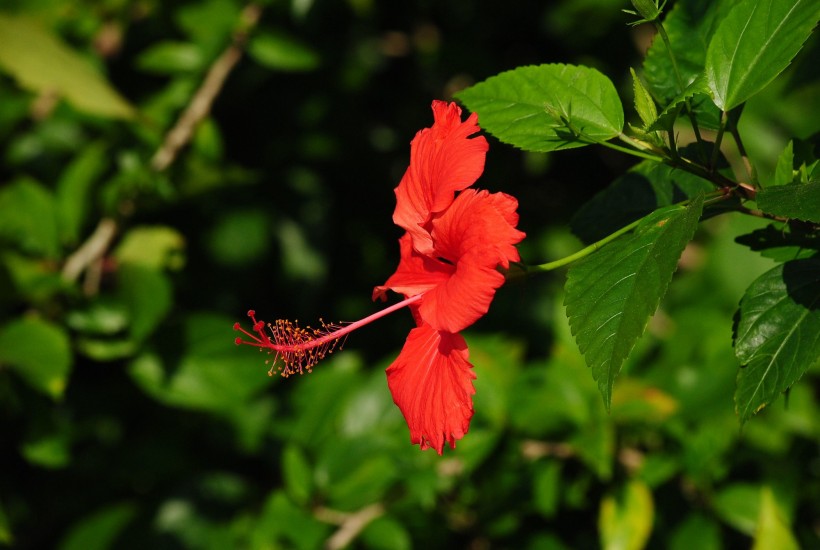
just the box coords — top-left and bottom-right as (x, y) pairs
(316, 503), (385, 550)
(150, 3), (262, 171)
(61, 217), (118, 283)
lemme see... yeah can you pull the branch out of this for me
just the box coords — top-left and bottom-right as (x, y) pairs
(61, 217), (118, 284)
(316, 503), (385, 550)
(150, 3), (262, 172)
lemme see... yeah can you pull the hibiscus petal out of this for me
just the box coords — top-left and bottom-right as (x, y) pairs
(386, 324), (475, 454)
(393, 101), (488, 255)
(373, 233), (453, 301)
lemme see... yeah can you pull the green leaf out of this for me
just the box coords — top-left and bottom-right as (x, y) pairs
(630, 68), (658, 128)
(248, 31), (320, 72)
(58, 503), (137, 550)
(712, 483), (762, 534)
(0, 500), (11, 545)
(642, 0), (732, 129)
(735, 223), (819, 261)
(772, 140), (795, 186)
(705, 0), (820, 111)
(598, 480), (654, 550)
(645, 75), (711, 132)
(753, 486), (799, 550)
(0, 178), (61, 258)
(56, 143), (109, 246)
(565, 195), (704, 408)
(114, 226), (186, 270)
(136, 41), (206, 74)
(0, 317), (72, 399)
(456, 63), (624, 152)
(756, 182), (820, 223)
(0, 14), (135, 119)
(734, 258), (820, 421)
(570, 161), (713, 244)
(118, 264), (173, 342)
(282, 445), (313, 505)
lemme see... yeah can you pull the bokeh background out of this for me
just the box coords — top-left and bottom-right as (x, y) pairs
(0, 0), (817, 548)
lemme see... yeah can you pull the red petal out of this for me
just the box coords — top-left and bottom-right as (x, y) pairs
(393, 101), (488, 255)
(373, 233), (453, 301)
(386, 324), (475, 454)
(416, 190), (526, 332)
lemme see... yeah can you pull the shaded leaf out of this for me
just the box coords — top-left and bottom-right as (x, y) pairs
(56, 143), (108, 246)
(248, 31), (320, 72)
(456, 63), (624, 152)
(771, 140), (795, 186)
(565, 195), (704, 408)
(599, 480), (654, 550)
(0, 317), (72, 399)
(58, 503), (138, 550)
(642, 0), (732, 129)
(756, 182), (820, 223)
(705, 0), (820, 111)
(0, 178), (60, 258)
(734, 258), (820, 421)
(0, 14), (134, 119)
(282, 445), (313, 505)
(571, 161), (713, 244)
(136, 41), (206, 74)
(645, 76), (711, 132)
(735, 223), (819, 261)
(713, 483), (761, 535)
(118, 264), (173, 342)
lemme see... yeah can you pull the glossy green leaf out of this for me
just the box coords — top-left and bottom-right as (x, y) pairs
(58, 503), (137, 550)
(456, 63), (624, 152)
(753, 487), (799, 550)
(598, 480), (654, 550)
(756, 182), (820, 223)
(571, 161), (713, 244)
(630, 68), (658, 128)
(565, 195), (704, 408)
(136, 41), (206, 74)
(0, 178), (60, 258)
(0, 317), (71, 399)
(645, 76), (711, 132)
(248, 31), (320, 72)
(0, 14), (135, 119)
(705, 0), (820, 111)
(734, 258), (820, 421)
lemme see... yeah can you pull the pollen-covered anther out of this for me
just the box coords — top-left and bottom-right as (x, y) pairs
(233, 312), (346, 378)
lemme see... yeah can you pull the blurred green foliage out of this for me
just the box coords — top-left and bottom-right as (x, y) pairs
(0, 0), (817, 548)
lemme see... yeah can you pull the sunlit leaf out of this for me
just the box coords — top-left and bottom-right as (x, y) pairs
(705, 0), (820, 111)
(771, 140), (795, 186)
(630, 68), (658, 128)
(114, 226), (186, 271)
(456, 63), (624, 152)
(753, 486), (799, 550)
(713, 483), (762, 535)
(734, 258), (820, 421)
(756, 182), (820, 223)
(136, 41), (206, 74)
(0, 14), (135, 119)
(565, 196), (704, 408)
(599, 480), (654, 550)
(0, 317), (71, 399)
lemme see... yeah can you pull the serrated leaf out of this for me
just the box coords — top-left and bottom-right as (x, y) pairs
(565, 195), (704, 408)
(771, 140), (794, 186)
(645, 76), (711, 132)
(705, 0), (820, 111)
(0, 14), (134, 119)
(456, 63), (624, 152)
(734, 258), (820, 421)
(642, 0), (733, 129)
(571, 161), (713, 244)
(630, 68), (658, 128)
(756, 182), (820, 223)
(0, 317), (72, 399)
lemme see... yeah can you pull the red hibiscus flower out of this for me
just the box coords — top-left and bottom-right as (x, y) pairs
(234, 101), (524, 454)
